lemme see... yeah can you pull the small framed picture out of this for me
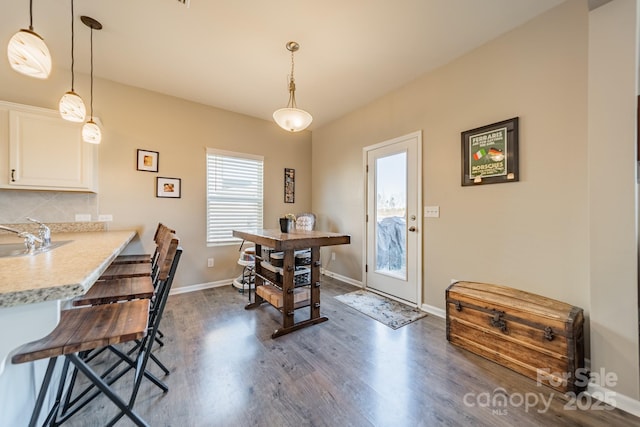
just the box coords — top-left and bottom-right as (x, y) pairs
(156, 177), (181, 198)
(284, 168), (295, 203)
(137, 149), (159, 172)
(461, 117), (519, 186)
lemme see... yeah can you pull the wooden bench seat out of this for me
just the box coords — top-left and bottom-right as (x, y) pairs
(72, 276), (154, 306)
(99, 262), (151, 280)
(12, 300), (149, 364)
(112, 254), (152, 264)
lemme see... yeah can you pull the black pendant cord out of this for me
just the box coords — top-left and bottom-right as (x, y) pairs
(80, 15), (102, 122)
(28, 0), (33, 30)
(70, 0), (75, 91)
(89, 26), (94, 119)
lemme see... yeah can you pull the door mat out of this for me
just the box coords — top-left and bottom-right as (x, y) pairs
(334, 289), (427, 329)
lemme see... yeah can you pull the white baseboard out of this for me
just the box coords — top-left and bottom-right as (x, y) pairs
(169, 279), (232, 295)
(587, 383), (640, 417)
(321, 269), (363, 288)
(421, 303), (445, 319)
(170, 270), (362, 296)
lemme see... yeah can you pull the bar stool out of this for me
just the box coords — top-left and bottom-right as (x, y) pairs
(12, 300), (151, 426)
(112, 223), (174, 265)
(99, 223), (175, 280)
(12, 234), (182, 427)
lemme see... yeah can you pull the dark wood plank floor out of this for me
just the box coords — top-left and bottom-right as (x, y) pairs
(65, 277), (639, 426)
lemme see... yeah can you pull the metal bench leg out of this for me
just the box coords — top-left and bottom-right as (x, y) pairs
(27, 357), (57, 427)
(66, 353), (149, 427)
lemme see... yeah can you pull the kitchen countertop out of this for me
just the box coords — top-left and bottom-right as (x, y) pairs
(0, 230), (135, 308)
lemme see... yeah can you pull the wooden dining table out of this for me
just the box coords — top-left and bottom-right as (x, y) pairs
(232, 228), (350, 338)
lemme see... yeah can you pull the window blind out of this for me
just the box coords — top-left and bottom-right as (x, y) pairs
(206, 148), (263, 245)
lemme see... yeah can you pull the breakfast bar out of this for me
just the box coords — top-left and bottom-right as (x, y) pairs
(232, 228), (350, 338)
(0, 229), (136, 426)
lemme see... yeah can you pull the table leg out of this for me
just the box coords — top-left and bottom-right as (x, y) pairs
(245, 244), (264, 309)
(280, 250), (295, 329)
(310, 247), (321, 320)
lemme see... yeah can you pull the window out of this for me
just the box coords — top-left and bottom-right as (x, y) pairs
(206, 148), (263, 245)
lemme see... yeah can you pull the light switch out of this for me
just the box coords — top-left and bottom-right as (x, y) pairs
(425, 206), (440, 218)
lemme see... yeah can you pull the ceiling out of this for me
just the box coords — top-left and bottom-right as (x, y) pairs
(2, 0), (566, 129)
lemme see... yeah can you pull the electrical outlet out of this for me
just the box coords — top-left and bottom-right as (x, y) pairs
(75, 214), (91, 222)
(207, 258), (214, 268)
(98, 214), (113, 222)
(331, 252), (336, 261)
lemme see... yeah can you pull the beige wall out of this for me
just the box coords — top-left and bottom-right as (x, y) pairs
(588, 0), (639, 400)
(313, 0), (639, 400)
(314, 0), (588, 304)
(0, 65), (312, 290)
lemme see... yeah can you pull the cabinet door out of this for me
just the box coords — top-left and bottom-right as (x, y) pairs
(9, 109), (97, 191)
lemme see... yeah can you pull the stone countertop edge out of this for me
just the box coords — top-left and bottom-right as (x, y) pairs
(0, 230), (135, 309)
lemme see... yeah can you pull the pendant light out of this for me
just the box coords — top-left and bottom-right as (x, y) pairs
(273, 41), (312, 132)
(59, 0), (86, 122)
(7, 0), (52, 79)
(81, 16), (102, 144)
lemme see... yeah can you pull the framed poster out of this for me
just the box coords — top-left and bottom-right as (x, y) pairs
(461, 117), (519, 186)
(284, 168), (295, 203)
(137, 149), (159, 172)
(156, 177), (181, 198)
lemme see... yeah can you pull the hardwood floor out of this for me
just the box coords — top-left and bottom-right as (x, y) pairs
(64, 277), (639, 426)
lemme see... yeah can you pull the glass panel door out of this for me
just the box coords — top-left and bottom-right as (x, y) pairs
(365, 131), (421, 304)
(375, 152), (407, 280)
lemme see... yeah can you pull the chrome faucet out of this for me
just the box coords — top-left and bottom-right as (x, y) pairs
(26, 217), (51, 247)
(0, 225), (43, 252)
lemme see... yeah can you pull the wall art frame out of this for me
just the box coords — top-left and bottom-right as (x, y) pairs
(284, 168), (295, 203)
(137, 149), (159, 172)
(461, 117), (519, 186)
(156, 177), (181, 198)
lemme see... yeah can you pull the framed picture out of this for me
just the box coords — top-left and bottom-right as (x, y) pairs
(461, 117), (519, 186)
(284, 168), (295, 203)
(156, 177), (181, 198)
(137, 149), (159, 172)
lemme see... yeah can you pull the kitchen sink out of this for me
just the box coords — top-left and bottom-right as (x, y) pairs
(0, 240), (72, 258)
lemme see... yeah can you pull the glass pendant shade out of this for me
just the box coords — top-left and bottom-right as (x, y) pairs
(82, 120), (101, 144)
(273, 41), (312, 132)
(59, 91), (86, 122)
(273, 107), (313, 132)
(7, 29), (52, 79)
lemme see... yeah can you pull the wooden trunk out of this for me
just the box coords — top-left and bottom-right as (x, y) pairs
(446, 281), (585, 393)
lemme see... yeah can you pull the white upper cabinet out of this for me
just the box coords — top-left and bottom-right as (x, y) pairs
(0, 101), (98, 192)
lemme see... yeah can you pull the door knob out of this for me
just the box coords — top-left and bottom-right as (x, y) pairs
(409, 226), (416, 232)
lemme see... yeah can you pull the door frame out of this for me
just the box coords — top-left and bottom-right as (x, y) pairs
(362, 130), (423, 306)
